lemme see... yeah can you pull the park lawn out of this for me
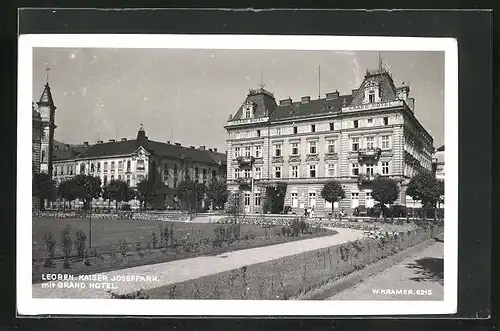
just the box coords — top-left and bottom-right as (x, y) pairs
(32, 217), (271, 260)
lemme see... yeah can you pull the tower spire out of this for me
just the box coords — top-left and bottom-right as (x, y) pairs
(378, 51), (383, 71)
(258, 68), (265, 89)
(318, 64), (321, 99)
(45, 66), (51, 85)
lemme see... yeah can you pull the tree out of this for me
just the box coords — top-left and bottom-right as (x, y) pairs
(33, 173), (57, 211)
(103, 180), (135, 212)
(72, 174), (102, 210)
(321, 180), (346, 216)
(406, 172), (442, 221)
(58, 178), (78, 210)
(205, 179), (228, 210)
(226, 191), (244, 222)
(175, 178), (206, 214)
(371, 177), (399, 220)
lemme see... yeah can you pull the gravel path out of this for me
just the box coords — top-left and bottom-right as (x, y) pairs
(33, 227), (364, 299)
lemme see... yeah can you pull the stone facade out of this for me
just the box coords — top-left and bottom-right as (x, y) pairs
(225, 67), (435, 216)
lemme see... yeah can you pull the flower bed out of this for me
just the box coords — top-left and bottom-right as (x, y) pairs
(33, 211), (186, 221)
(138, 224), (443, 300)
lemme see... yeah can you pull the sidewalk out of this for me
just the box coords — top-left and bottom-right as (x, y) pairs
(328, 240), (444, 301)
(33, 227), (364, 299)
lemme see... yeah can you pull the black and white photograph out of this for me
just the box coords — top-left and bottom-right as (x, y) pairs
(18, 34), (458, 316)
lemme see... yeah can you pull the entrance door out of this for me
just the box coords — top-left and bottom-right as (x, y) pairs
(244, 192), (251, 214)
(365, 191), (374, 208)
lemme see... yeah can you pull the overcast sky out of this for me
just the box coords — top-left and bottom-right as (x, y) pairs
(33, 48), (444, 152)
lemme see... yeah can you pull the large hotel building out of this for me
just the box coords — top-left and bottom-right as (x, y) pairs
(225, 64), (435, 216)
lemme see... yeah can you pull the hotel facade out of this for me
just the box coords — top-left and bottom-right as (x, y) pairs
(225, 65), (434, 216)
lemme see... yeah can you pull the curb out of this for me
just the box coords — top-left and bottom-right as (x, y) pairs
(295, 234), (443, 300)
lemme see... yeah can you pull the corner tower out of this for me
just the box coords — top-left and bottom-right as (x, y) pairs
(36, 82), (57, 177)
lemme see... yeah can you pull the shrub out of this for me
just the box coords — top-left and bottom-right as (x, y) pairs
(75, 230), (87, 259)
(119, 239), (129, 255)
(152, 231), (158, 249)
(43, 232), (56, 267)
(283, 206), (292, 214)
(121, 203), (132, 211)
(61, 225), (73, 268)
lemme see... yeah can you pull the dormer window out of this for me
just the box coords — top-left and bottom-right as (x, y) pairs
(364, 80), (380, 104)
(243, 101), (255, 119)
(369, 91), (375, 103)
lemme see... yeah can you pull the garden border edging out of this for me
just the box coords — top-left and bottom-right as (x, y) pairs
(295, 233), (444, 300)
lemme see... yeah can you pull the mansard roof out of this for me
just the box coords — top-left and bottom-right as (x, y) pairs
(230, 87), (278, 121)
(270, 94), (353, 121)
(350, 69), (398, 106)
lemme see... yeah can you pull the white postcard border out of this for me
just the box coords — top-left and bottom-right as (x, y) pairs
(17, 34), (458, 316)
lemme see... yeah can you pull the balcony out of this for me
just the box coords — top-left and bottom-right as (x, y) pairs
(357, 173), (378, 186)
(324, 152), (338, 160)
(288, 155), (301, 163)
(357, 148), (381, 163)
(237, 156), (255, 167)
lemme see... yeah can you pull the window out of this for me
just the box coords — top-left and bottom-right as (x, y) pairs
(383, 117), (389, 125)
(291, 142), (299, 155)
(311, 124), (316, 133)
(352, 192), (359, 200)
(274, 166), (282, 178)
(195, 167), (199, 180)
(366, 163), (375, 176)
(244, 192), (251, 206)
(118, 160), (123, 170)
(257, 130), (261, 137)
(244, 169), (251, 178)
(111, 175), (115, 181)
(352, 138), (359, 151)
(244, 146), (251, 157)
(293, 126), (298, 134)
(103, 175), (108, 186)
(309, 165), (317, 178)
(276, 128), (282, 135)
(111, 161), (115, 170)
(366, 192), (372, 200)
(328, 164), (336, 177)
(136, 159), (145, 170)
(126, 160), (131, 171)
(255, 192), (261, 206)
(291, 166), (299, 178)
(255, 145), (262, 158)
(367, 118), (373, 126)
(352, 163), (359, 176)
(245, 108), (251, 119)
(381, 136), (390, 149)
(234, 168), (240, 179)
(329, 122), (334, 131)
(309, 141), (317, 154)
(90, 163), (95, 172)
(118, 175), (122, 181)
(41, 150), (46, 162)
(382, 161), (390, 175)
(97, 163), (101, 172)
(369, 92), (375, 103)
(254, 167), (261, 179)
(274, 144), (282, 157)
(353, 120), (359, 128)
(234, 147), (241, 158)
(80, 163), (85, 174)
(126, 176), (130, 186)
(308, 192), (316, 207)
(291, 193), (298, 207)
(366, 137), (375, 149)
(327, 140), (336, 154)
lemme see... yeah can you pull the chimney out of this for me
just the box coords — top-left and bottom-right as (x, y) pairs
(175, 143), (181, 146)
(301, 96), (311, 104)
(326, 91), (340, 100)
(167, 141), (171, 144)
(279, 98), (292, 106)
(109, 139), (115, 143)
(97, 140), (103, 144)
(83, 141), (89, 147)
(198, 145), (206, 151)
(214, 148), (218, 153)
(408, 98), (415, 112)
(121, 138), (127, 141)
(209, 148), (213, 152)
(65, 144), (70, 149)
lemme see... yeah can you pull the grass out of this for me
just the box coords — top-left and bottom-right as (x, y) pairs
(32, 217), (337, 283)
(32, 217), (272, 259)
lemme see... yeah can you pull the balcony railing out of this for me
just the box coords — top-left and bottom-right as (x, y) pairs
(357, 173), (379, 186)
(288, 155), (301, 163)
(236, 156), (255, 168)
(357, 148), (382, 163)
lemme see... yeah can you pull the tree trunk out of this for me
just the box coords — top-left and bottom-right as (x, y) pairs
(108, 199), (111, 213)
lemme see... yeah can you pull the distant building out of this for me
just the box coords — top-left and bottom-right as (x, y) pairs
(225, 64), (435, 216)
(52, 126), (227, 209)
(432, 144), (445, 181)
